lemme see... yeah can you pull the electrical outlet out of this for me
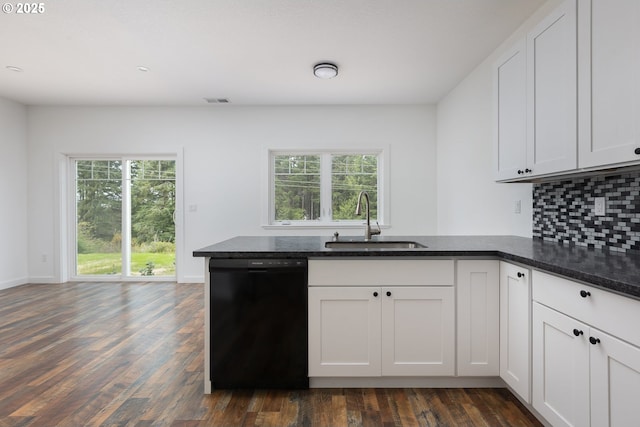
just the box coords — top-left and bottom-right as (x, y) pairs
(41, 254), (47, 263)
(594, 197), (606, 216)
(514, 200), (522, 214)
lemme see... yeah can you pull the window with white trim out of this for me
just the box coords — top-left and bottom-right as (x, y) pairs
(269, 150), (384, 226)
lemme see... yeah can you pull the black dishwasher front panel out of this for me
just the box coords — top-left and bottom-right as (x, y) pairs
(209, 258), (308, 389)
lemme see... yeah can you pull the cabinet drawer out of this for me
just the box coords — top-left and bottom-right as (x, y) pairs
(308, 259), (454, 287)
(532, 270), (640, 347)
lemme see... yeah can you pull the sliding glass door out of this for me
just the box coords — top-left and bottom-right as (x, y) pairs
(74, 158), (176, 279)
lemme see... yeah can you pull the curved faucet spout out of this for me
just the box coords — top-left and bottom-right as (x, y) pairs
(355, 190), (368, 216)
(355, 191), (381, 241)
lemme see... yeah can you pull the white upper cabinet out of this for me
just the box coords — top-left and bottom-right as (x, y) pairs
(494, 39), (527, 181)
(494, 0), (578, 181)
(578, 0), (640, 168)
(526, 0), (578, 177)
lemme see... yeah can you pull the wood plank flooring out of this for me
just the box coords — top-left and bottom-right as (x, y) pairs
(0, 282), (542, 426)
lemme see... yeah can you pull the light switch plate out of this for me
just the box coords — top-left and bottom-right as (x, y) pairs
(594, 197), (606, 216)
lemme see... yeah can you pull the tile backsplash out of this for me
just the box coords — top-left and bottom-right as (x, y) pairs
(533, 171), (640, 252)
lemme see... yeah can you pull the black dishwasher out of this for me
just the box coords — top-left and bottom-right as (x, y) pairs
(209, 258), (308, 389)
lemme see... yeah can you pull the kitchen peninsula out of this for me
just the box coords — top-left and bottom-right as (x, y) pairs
(194, 235), (640, 427)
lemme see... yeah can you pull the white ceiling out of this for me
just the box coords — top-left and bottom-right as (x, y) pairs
(0, 0), (545, 106)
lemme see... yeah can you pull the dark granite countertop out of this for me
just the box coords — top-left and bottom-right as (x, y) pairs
(193, 235), (640, 299)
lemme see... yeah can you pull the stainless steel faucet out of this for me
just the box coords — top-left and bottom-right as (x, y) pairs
(355, 191), (381, 241)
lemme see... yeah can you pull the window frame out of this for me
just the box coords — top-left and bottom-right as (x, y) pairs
(68, 154), (179, 281)
(264, 148), (388, 228)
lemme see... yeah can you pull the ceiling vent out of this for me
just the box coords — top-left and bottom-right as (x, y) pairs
(204, 98), (230, 104)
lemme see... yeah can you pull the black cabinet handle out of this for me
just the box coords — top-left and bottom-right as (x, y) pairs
(517, 272), (525, 278)
(589, 337), (601, 345)
(517, 170), (524, 175)
(580, 290), (591, 298)
(635, 147), (640, 155)
(386, 291), (392, 297)
(373, 292), (378, 297)
(573, 329), (583, 337)
(525, 168), (532, 173)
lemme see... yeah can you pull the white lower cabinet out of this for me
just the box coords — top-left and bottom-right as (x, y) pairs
(532, 302), (590, 427)
(381, 286), (454, 376)
(457, 260), (499, 376)
(499, 261), (531, 402)
(532, 270), (640, 427)
(308, 259), (455, 378)
(308, 286), (381, 377)
(308, 285), (454, 377)
(590, 329), (640, 427)
(308, 258), (640, 426)
(533, 302), (640, 427)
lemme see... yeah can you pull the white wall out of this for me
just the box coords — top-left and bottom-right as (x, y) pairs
(436, 60), (533, 236)
(435, 0), (561, 237)
(27, 105), (437, 283)
(0, 97), (29, 289)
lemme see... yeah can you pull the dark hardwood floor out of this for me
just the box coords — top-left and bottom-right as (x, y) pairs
(0, 282), (542, 426)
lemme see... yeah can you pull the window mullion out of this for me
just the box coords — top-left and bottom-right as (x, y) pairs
(122, 159), (132, 278)
(320, 153), (332, 222)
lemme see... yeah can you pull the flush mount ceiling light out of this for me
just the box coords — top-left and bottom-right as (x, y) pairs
(313, 62), (338, 79)
(6, 65), (23, 72)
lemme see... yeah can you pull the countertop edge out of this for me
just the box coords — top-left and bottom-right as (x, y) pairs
(193, 236), (640, 300)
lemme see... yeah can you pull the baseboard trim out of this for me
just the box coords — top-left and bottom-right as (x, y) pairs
(310, 376), (505, 388)
(181, 275), (204, 284)
(0, 277), (28, 290)
(28, 276), (59, 284)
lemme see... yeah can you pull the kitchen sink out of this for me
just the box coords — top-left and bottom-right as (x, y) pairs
(324, 240), (427, 249)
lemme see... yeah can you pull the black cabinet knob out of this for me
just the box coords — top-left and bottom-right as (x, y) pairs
(635, 147), (640, 155)
(386, 291), (392, 297)
(573, 329), (583, 337)
(525, 168), (532, 173)
(589, 337), (601, 345)
(373, 292), (378, 297)
(517, 272), (525, 278)
(517, 170), (524, 175)
(580, 290), (591, 298)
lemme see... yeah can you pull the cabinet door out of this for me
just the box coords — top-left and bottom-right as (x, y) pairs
(499, 262), (531, 402)
(494, 39), (527, 181)
(308, 286), (381, 377)
(527, 0), (577, 176)
(590, 328), (640, 427)
(578, 0), (640, 168)
(381, 287), (454, 376)
(532, 303), (590, 427)
(457, 260), (499, 376)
